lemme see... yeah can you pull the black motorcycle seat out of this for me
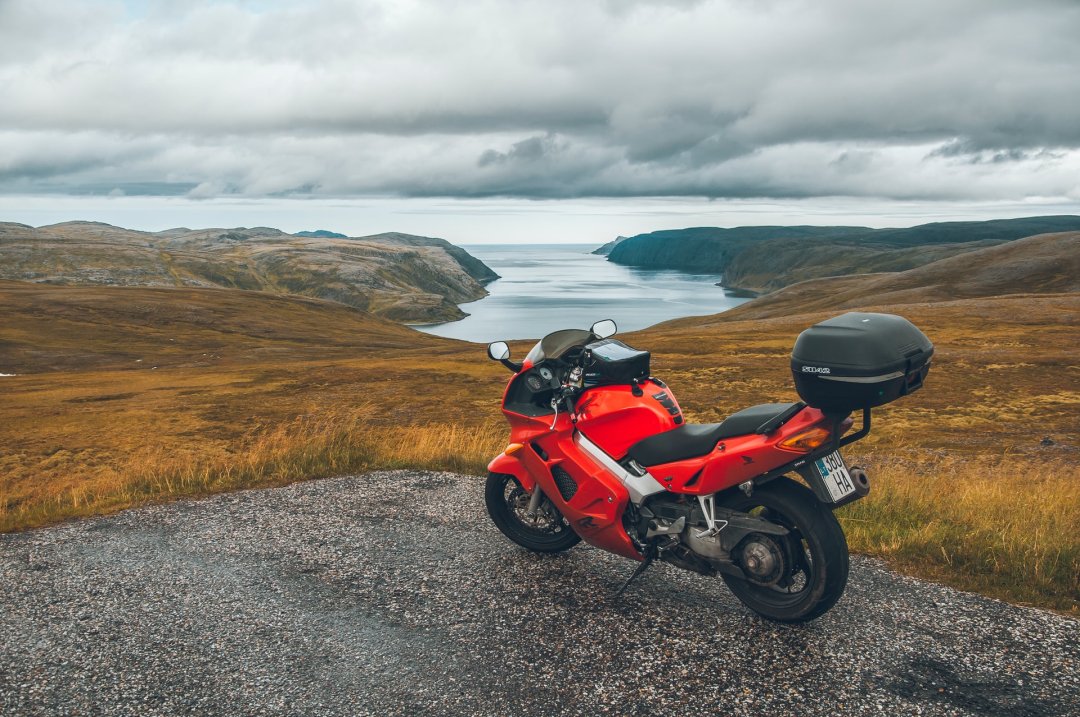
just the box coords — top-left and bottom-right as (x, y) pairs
(625, 403), (802, 467)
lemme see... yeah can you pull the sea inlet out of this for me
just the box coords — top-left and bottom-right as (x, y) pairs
(416, 243), (749, 342)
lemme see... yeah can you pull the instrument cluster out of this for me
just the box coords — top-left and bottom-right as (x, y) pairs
(524, 364), (559, 393)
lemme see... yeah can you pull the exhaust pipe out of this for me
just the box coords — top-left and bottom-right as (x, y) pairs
(849, 466), (871, 498)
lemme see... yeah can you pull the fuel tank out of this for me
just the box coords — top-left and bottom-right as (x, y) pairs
(574, 379), (683, 460)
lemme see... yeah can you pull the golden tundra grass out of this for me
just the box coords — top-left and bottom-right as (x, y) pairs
(839, 455), (1079, 610)
(4, 400), (1073, 611)
(0, 406), (506, 533)
(1, 282), (1077, 611)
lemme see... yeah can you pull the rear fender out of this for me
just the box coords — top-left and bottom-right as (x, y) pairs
(487, 452), (537, 493)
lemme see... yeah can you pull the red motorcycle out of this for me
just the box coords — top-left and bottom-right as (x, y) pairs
(485, 314), (932, 622)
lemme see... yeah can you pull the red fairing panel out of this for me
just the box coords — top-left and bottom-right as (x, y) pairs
(498, 389), (642, 561)
(574, 380), (683, 460)
(487, 453), (536, 493)
(647, 407), (832, 496)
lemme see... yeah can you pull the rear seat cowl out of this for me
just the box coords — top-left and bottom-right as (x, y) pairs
(626, 403), (800, 467)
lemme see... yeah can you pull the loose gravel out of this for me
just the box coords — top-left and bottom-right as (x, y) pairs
(1, 470), (1077, 717)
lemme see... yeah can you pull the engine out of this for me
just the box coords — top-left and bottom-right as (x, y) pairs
(627, 493), (796, 586)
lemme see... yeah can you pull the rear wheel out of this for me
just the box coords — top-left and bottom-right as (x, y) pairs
(718, 477), (849, 623)
(485, 472), (581, 553)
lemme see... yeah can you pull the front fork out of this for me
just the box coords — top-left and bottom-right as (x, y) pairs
(525, 484), (544, 516)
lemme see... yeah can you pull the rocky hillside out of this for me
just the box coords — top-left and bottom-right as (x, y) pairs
(605, 216), (1080, 293)
(0, 222), (499, 323)
(655, 231), (1080, 325)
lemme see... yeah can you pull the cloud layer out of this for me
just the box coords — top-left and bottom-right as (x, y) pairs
(2, 0), (1079, 202)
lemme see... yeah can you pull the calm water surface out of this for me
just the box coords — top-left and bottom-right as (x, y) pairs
(416, 244), (749, 342)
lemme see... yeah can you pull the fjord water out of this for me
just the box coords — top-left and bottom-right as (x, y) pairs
(416, 244), (750, 342)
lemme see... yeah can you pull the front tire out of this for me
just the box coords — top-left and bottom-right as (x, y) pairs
(719, 477), (849, 623)
(485, 472), (581, 554)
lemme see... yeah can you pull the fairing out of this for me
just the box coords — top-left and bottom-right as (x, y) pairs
(574, 380), (683, 459)
(494, 402), (642, 560)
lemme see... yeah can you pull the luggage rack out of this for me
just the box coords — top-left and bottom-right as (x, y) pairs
(833, 406), (871, 453)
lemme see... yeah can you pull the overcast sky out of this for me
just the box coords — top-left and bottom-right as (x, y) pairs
(1, 0), (1079, 241)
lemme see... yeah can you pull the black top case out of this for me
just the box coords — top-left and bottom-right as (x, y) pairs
(791, 312), (933, 414)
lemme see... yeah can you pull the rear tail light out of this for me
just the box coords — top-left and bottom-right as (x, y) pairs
(778, 426), (831, 453)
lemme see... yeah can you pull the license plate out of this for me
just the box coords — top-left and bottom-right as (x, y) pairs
(814, 451), (856, 502)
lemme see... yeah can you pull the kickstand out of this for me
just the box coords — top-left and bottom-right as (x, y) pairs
(615, 541), (659, 597)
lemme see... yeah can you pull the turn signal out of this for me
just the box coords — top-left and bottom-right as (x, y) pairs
(504, 443), (524, 455)
(778, 427), (831, 453)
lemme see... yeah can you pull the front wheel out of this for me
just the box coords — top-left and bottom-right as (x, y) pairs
(718, 477), (849, 623)
(485, 472), (581, 554)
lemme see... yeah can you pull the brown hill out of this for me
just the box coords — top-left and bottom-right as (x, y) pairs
(605, 216), (1080, 294)
(0, 280), (449, 374)
(662, 231), (1080, 324)
(0, 221), (498, 323)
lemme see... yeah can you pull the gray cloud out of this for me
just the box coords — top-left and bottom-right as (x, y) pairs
(0, 0), (1078, 202)
(478, 134), (563, 167)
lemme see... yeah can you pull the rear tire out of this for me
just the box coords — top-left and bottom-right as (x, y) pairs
(485, 472), (581, 554)
(719, 477), (849, 623)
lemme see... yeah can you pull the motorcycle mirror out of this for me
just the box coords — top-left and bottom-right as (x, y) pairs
(591, 319), (617, 339)
(487, 341), (511, 361)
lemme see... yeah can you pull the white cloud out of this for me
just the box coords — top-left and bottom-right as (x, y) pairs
(0, 0), (1078, 202)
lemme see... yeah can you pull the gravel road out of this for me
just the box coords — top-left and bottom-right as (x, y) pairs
(1, 470), (1077, 717)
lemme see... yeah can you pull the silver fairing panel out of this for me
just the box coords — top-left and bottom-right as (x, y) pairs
(573, 432), (666, 504)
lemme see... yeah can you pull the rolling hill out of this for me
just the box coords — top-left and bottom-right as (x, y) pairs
(658, 231), (1080, 324)
(605, 215), (1080, 293)
(0, 221), (498, 323)
(0, 280), (450, 373)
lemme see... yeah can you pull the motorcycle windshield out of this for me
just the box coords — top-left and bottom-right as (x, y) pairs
(525, 328), (593, 364)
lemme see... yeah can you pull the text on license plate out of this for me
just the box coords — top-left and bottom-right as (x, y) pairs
(815, 451), (855, 502)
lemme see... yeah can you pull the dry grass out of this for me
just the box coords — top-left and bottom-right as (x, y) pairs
(0, 405), (505, 533)
(1, 282), (1077, 612)
(838, 454), (1080, 612)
